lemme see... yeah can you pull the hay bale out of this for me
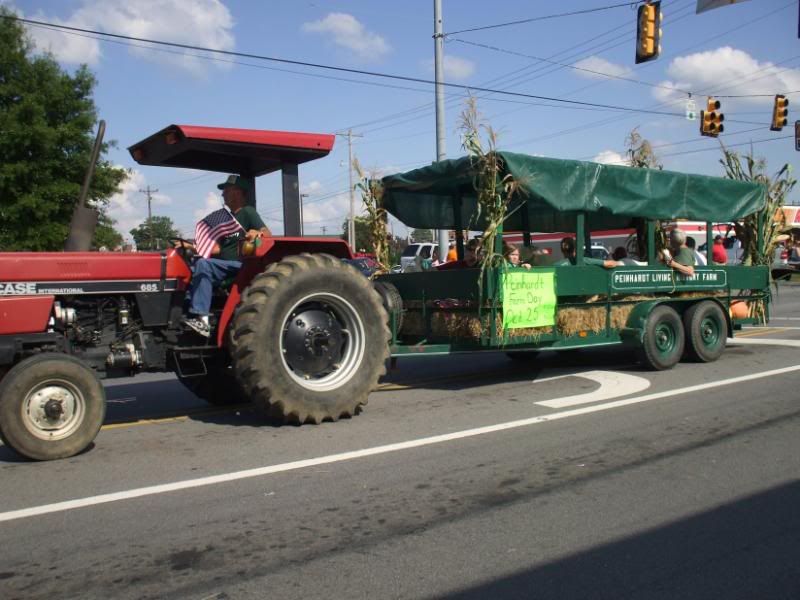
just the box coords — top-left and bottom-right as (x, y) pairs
(557, 306), (607, 336)
(431, 311), (484, 338)
(400, 311), (425, 336)
(610, 304), (635, 329)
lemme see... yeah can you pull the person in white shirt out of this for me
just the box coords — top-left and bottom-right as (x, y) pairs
(686, 237), (707, 266)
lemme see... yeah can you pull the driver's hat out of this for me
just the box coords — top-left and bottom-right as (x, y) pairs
(217, 174), (250, 191)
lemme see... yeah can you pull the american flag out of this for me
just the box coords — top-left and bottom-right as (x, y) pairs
(194, 208), (244, 258)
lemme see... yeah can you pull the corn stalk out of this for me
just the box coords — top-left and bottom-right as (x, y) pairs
(719, 145), (795, 321)
(458, 98), (522, 273)
(625, 128), (666, 259)
(354, 158), (390, 274)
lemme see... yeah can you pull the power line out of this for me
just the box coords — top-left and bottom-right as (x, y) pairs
(452, 38), (800, 100)
(490, 0), (794, 151)
(443, 1), (641, 37)
(347, 0), (695, 135)
(4, 13), (700, 129)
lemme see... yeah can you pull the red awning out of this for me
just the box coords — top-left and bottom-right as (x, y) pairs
(128, 125), (335, 176)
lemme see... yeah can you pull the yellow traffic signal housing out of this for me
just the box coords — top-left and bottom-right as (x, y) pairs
(771, 94), (789, 131)
(700, 97), (724, 137)
(636, 1), (662, 64)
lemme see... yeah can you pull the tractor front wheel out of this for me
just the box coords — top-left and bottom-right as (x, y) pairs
(232, 254), (390, 424)
(0, 354), (106, 460)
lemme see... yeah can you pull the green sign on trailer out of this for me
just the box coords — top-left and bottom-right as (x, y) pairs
(610, 268), (728, 291)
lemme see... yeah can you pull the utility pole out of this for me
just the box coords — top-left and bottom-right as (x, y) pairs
(336, 130), (363, 249)
(321, 225), (328, 236)
(139, 185), (158, 249)
(300, 193), (309, 236)
(433, 0), (449, 260)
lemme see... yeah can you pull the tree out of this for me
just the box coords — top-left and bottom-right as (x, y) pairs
(340, 216), (372, 252)
(130, 216), (180, 251)
(0, 9), (127, 251)
(93, 214), (124, 250)
(410, 228), (434, 243)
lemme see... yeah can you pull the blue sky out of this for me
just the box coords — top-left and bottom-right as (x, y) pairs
(7, 0), (800, 241)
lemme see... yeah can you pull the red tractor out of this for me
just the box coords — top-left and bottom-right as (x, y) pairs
(0, 124), (391, 461)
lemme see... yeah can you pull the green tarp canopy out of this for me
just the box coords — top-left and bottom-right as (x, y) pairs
(380, 152), (767, 232)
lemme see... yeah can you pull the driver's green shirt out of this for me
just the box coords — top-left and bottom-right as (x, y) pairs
(218, 206), (266, 261)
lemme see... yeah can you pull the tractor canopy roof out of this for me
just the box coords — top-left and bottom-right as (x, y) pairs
(380, 152), (767, 232)
(128, 125), (335, 176)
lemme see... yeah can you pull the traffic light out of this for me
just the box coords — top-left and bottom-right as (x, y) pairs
(770, 94), (789, 131)
(635, 1), (662, 64)
(700, 97), (724, 137)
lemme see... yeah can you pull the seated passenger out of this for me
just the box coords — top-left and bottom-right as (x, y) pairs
(612, 247), (641, 266)
(437, 238), (480, 270)
(663, 229), (695, 276)
(555, 237), (620, 268)
(503, 242), (531, 269)
(686, 236), (707, 266)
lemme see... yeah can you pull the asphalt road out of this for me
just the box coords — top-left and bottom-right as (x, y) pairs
(1, 285), (799, 599)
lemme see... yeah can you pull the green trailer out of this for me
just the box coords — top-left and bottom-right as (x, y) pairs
(376, 152), (770, 370)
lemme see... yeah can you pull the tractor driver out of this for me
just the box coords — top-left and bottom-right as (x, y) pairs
(182, 175), (272, 337)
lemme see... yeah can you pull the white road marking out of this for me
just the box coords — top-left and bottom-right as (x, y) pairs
(729, 337), (800, 348)
(768, 317), (800, 321)
(1, 364), (800, 524)
(534, 370), (651, 408)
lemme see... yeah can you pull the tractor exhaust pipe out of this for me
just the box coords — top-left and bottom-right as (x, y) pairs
(64, 120), (106, 252)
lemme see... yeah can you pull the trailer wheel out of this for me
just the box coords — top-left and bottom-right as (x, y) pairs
(0, 354), (106, 460)
(683, 301), (727, 363)
(233, 253), (390, 424)
(373, 281), (404, 333)
(637, 305), (685, 371)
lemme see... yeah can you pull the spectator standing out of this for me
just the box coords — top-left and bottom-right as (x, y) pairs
(711, 235), (728, 265)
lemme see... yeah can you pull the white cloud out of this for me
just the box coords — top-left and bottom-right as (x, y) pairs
(25, 0), (235, 76)
(106, 169), (174, 240)
(302, 13), (389, 61)
(592, 150), (627, 166)
(301, 180), (325, 195)
(302, 192), (351, 234)
(572, 56), (632, 80)
(422, 55), (476, 81)
(654, 47), (800, 104)
(193, 192), (223, 221)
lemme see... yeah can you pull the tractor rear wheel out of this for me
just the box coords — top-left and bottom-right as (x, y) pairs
(0, 354), (106, 460)
(232, 254), (390, 424)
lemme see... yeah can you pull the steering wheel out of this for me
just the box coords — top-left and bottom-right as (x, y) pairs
(169, 237), (197, 264)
